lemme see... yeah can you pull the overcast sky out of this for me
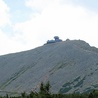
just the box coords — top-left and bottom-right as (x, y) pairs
(0, 0), (98, 55)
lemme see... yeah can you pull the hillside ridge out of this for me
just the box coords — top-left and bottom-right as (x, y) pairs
(0, 39), (98, 94)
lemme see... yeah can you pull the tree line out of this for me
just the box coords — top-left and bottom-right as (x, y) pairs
(0, 82), (98, 98)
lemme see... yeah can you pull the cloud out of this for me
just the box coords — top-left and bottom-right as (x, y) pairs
(13, 0), (98, 49)
(0, 29), (29, 55)
(1, 0), (98, 55)
(0, 0), (26, 55)
(0, 0), (11, 27)
(25, 0), (54, 12)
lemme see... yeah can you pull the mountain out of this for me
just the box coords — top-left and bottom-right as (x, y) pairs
(0, 39), (98, 94)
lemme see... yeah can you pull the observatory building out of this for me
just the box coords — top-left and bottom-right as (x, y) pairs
(46, 36), (62, 44)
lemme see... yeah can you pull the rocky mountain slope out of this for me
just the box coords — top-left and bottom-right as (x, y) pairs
(0, 39), (98, 94)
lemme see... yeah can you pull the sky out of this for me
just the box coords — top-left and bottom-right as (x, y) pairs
(0, 0), (98, 55)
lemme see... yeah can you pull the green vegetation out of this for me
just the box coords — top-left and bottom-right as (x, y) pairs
(0, 82), (98, 98)
(59, 76), (86, 94)
(59, 86), (72, 93)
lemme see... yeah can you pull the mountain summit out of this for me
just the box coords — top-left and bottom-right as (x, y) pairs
(0, 39), (98, 94)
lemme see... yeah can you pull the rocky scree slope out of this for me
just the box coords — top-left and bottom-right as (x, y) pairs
(0, 40), (98, 94)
